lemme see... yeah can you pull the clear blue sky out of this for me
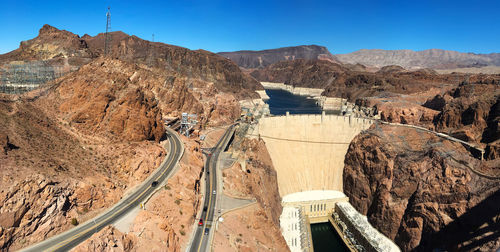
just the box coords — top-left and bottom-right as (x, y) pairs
(1, 0), (499, 54)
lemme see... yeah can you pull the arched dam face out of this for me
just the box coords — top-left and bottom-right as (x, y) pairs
(258, 114), (374, 196)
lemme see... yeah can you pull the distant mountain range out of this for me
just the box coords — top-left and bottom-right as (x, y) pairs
(217, 45), (340, 69)
(218, 45), (500, 70)
(336, 49), (500, 69)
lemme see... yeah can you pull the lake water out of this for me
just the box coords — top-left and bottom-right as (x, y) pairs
(264, 89), (322, 115)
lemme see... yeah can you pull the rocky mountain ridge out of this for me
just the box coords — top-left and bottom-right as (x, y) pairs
(217, 45), (340, 69)
(1, 24), (262, 99)
(336, 48), (500, 70)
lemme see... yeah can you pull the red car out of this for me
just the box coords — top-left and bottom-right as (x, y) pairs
(198, 219), (203, 226)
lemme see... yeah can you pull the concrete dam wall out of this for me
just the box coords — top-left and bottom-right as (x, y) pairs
(258, 114), (373, 196)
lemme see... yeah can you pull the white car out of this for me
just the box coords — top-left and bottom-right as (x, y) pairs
(213, 190), (216, 194)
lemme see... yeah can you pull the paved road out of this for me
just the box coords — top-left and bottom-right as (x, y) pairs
(21, 127), (184, 252)
(190, 125), (235, 252)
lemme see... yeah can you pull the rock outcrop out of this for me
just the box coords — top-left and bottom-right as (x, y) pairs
(250, 59), (348, 89)
(46, 58), (165, 142)
(0, 93), (166, 250)
(429, 82), (500, 148)
(72, 226), (136, 252)
(343, 124), (500, 251)
(0, 24), (92, 63)
(218, 45), (339, 69)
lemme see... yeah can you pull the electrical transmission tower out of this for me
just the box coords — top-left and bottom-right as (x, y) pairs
(104, 7), (112, 56)
(180, 112), (198, 137)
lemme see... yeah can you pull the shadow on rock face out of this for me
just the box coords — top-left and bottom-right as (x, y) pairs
(418, 189), (500, 251)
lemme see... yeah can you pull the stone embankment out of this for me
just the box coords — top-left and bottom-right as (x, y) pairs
(333, 202), (400, 252)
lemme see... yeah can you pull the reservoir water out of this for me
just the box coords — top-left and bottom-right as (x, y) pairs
(264, 89), (322, 115)
(311, 223), (348, 252)
(264, 88), (348, 251)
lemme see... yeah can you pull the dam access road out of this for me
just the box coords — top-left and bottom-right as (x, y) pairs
(21, 127), (184, 252)
(189, 125), (235, 252)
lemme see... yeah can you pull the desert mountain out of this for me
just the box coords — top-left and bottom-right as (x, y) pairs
(217, 45), (340, 69)
(336, 49), (500, 69)
(0, 24), (262, 99)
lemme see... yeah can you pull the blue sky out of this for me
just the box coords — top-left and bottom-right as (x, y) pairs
(1, 0), (499, 54)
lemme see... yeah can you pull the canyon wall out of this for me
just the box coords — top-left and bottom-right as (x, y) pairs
(343, 124), (500, 251)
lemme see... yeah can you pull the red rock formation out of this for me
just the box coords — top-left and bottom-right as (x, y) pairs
(47, 59), (165, 142)
(429, 82), (500, 149)
(0, 24), (92, 63)
(250, 58), (461, 101)
(218, 45), (340, 69)
(0, 93), (166, 250)
(343, 124), (500, 251)
(250, 59), (348, 89)
(1, 24), (262, 100)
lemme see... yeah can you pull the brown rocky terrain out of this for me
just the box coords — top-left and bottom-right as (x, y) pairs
(250, 59), (349, 89)
(0, 51), (255, 250)
(74, 137), (205, 252)
(1, 24), (262, 100)
(218, 45), (339, 69)
(72, 226), (136, 252)
(336, 49), (500, 70)
(0, 88), (166, 250)
(251, 58), (462, 101)
(214, 138), (289, 251)
(0, 24), (93, 65)
(343, 124), (500, 251)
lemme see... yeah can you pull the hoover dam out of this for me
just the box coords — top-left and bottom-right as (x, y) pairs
(256, 86), (400, 251)
(258, 113), (373, 196)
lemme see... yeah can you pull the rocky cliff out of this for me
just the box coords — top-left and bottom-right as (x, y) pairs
(218, 45), (339, 69)
(336, 49), (500, 70)
(0, 92), (166, 250)
(343, 124), (500, 251)
(251, 58), (459, 101)
(425, 81), (500, 159)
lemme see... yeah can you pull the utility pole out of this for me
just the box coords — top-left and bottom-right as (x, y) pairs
(104, 7), (112, 56)
(148, 34), (155, 66)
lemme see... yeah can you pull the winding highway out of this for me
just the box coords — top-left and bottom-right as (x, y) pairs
(190, 125), (235, 252)
(21, 127), (184, 252)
